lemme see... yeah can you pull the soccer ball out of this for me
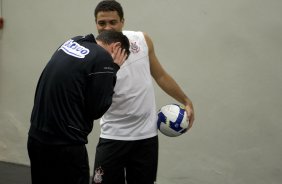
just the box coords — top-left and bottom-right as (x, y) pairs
(157, 104), (189, 137)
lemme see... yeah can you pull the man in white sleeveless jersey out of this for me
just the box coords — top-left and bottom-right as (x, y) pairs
(92, 1), (195, 184)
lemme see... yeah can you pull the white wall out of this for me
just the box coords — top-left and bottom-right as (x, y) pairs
(1, 0), (282, 183)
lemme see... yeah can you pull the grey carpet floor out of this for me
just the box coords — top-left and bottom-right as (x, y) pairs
(0, 161), (31, 184)
(0, 161), (94, 184)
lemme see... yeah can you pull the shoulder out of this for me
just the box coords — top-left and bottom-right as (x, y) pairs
(122, 30), (153, 46)
(141, 32), (153, 46)
(122, 30), (145, 39)
(92, 45), (112, 61)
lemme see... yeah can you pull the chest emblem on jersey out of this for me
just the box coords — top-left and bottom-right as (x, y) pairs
(59, 39), (90, 59)
(93, 166), (104, 183)
(130, 41), (140, 54)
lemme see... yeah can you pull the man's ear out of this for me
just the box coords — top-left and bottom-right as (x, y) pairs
(121, 18), (125, 24)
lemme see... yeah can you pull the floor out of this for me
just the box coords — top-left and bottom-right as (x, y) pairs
(0, 161), (31, 184)
(0, 161), (96, 184)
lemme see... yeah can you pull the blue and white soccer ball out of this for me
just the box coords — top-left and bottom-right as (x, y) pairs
(157, 104), (189, 137)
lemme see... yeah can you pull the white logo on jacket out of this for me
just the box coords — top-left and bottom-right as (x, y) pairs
(59, 39), (90, 58)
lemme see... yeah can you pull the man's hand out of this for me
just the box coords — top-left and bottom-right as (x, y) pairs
(185, 103), (195, 130)
(112, 46), (127, 67)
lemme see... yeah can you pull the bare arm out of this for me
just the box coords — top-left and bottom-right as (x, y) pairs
(143, 32), (195, 129)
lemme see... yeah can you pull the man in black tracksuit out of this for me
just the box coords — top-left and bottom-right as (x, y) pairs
(27, 31), (130, 184)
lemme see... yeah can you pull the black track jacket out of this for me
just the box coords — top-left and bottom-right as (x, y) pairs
(29, 34), (119, 145)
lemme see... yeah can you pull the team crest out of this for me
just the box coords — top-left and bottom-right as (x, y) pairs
(130, 41), (140, 53)
(93, 166), (104, 183)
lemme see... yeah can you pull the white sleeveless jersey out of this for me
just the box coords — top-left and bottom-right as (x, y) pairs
(99, 31), (158, 140)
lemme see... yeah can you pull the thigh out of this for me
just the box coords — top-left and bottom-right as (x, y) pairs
(92, 138), (129, 184)
(126, 136), (159, 184)
(28, 137), (59, 184)
(63, 144), (90, 184)
(28, 137), (89, 184)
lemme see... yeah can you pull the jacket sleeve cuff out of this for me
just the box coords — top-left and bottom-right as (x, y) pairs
(113, 63), (120, 71)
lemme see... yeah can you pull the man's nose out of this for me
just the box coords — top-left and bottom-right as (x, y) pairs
(104, 24), (113, 30)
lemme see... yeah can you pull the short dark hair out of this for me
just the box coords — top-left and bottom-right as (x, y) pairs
(94, 0), (124, 21)
(96, 30), (130, 59)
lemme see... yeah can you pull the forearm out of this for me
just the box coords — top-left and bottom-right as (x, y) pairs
(156, 74), (195, 128)
(156, 74), (192, 106)
(85, 70), (118, 120)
